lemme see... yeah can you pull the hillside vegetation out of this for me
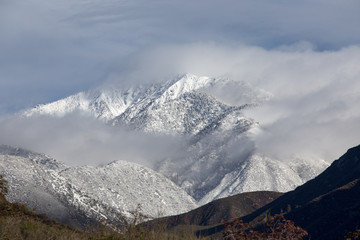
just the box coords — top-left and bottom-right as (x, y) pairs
(0, 175), (203, 240)
(0, 173), (306, 240)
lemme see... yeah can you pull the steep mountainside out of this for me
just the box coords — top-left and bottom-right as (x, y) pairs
(20, 74), (328, 203)
(146, 191), (282, 232)
(0, 145), (197, 228)
(199, 145), (360, 239)
(199, 155), (304, 205)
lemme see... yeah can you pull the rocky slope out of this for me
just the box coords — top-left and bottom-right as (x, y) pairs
(0, 145), (197, 227)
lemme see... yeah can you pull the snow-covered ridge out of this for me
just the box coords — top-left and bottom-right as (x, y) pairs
(0, 145), (197, 227)
(154, 74), (213, 105)
(22, 74), (268, 124)
(22, 74), (210, 121)
(22, 88), (133, 121)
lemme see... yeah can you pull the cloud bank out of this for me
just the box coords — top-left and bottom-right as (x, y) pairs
(0, 113), (186, 167)
(0, 0), (360, 165)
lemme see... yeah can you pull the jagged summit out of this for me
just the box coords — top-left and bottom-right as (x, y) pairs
(22, 74), (268, 124)
(22, 74), (209, 120)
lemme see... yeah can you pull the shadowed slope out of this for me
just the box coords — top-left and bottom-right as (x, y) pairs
(199, 144), (360, 239)
(145, 191), (282, 232)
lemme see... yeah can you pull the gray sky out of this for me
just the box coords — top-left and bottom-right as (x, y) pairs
(1, 0), (360, 113)
(0, 0), (360, 165)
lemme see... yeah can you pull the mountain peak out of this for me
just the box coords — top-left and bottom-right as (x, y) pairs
(21, 74), (270, 122)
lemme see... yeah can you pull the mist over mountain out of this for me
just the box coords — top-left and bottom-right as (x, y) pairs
(1, 74), (328, 204)
(1, 0), (359, 164)
(0, 1), (359, 237)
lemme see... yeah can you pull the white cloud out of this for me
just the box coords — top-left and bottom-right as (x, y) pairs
(0, 113), (185, 167)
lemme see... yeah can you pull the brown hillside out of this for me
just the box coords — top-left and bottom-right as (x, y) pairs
(145, 191), (282, 232)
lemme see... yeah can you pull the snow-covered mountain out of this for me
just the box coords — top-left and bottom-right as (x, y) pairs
(20, 74), (329, 204)
(0, 145), (197, 227)
(198, 154), (328, 205)
(22, 74), (269, 129)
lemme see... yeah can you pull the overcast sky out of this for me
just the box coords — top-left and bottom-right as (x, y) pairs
(1, 0), (360, 113)
(0, 0), (360, 165)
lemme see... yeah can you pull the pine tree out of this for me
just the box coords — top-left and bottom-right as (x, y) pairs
(0, 175), (8, 197)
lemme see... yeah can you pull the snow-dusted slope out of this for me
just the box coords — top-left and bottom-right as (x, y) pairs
(22, 74), (267, 130)
(59, 160), (197, 220)
(199, 154), (329, 205)
(22, 74), (201, 121)
(20, 73), (328, 204)
(0, 145), (197, 227)
(155, 108), (257, 200)
(22, 85), (146, 121)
